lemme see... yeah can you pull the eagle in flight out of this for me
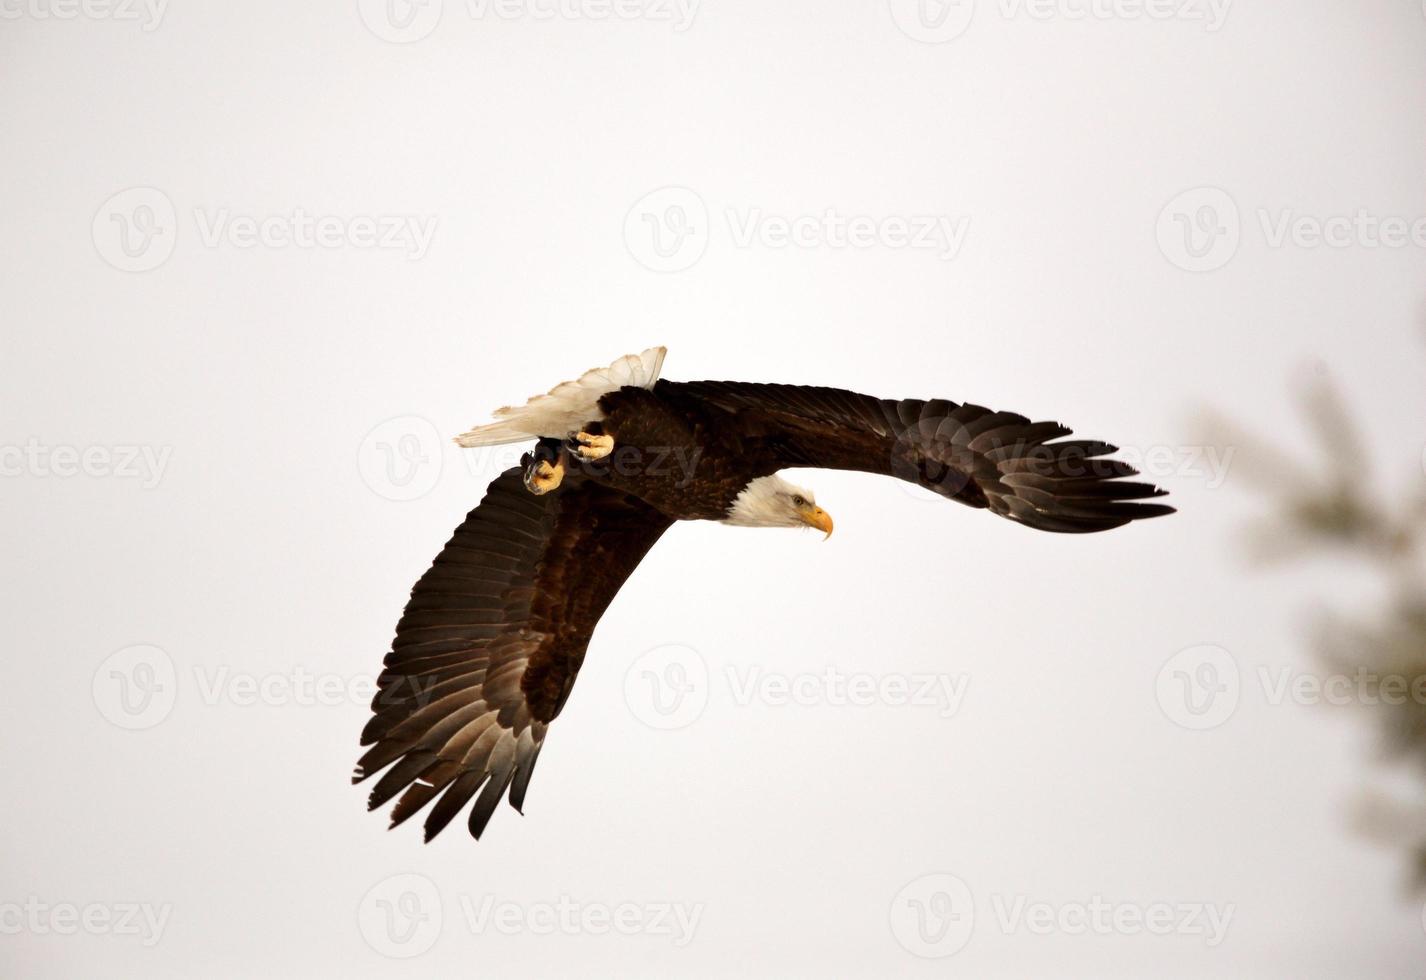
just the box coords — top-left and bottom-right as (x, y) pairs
(355, 347), (1173, 841)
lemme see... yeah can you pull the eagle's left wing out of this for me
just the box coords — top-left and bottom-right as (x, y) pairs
(354, 467), (672, 841)
(662, 380), (1173, 533)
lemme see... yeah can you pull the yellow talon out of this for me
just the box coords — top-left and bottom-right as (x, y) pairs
(575, 431), (614, 461)
(524, 458), (564, 495)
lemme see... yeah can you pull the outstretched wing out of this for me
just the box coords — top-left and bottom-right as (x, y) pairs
(663, 380), (1174, 533)
(354, 468), (673, 841)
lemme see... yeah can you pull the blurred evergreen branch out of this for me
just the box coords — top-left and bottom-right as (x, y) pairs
(1199, 370), (1426, 890)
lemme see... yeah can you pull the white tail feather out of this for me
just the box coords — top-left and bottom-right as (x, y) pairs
(454, 346), (667, 448)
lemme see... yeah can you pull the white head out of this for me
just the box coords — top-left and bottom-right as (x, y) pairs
(723, 474), (834, 536)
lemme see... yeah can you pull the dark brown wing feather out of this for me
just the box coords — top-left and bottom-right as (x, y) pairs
(662, 380), (1174, 533)
(354, 467), (673, 841)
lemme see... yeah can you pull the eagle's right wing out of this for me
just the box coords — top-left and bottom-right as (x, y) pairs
(663, 380), (1173, 533)
(354, 468), (672, 842)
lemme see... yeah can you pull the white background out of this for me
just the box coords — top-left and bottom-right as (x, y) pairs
(3, 0), (1425, 976)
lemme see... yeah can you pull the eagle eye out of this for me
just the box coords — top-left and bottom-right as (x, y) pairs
(791, 494), (806, 507)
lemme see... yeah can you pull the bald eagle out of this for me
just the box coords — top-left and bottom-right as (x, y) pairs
(355, 347), (1173, 841)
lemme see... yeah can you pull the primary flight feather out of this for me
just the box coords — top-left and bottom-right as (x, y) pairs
(354, 347), (1173, 841)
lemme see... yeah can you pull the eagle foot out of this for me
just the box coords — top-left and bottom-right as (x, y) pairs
(572, 430), (614, 461)
(522, 456), (564, 495)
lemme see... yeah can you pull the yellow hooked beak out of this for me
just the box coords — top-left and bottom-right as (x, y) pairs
(800, 505), (834, 538)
